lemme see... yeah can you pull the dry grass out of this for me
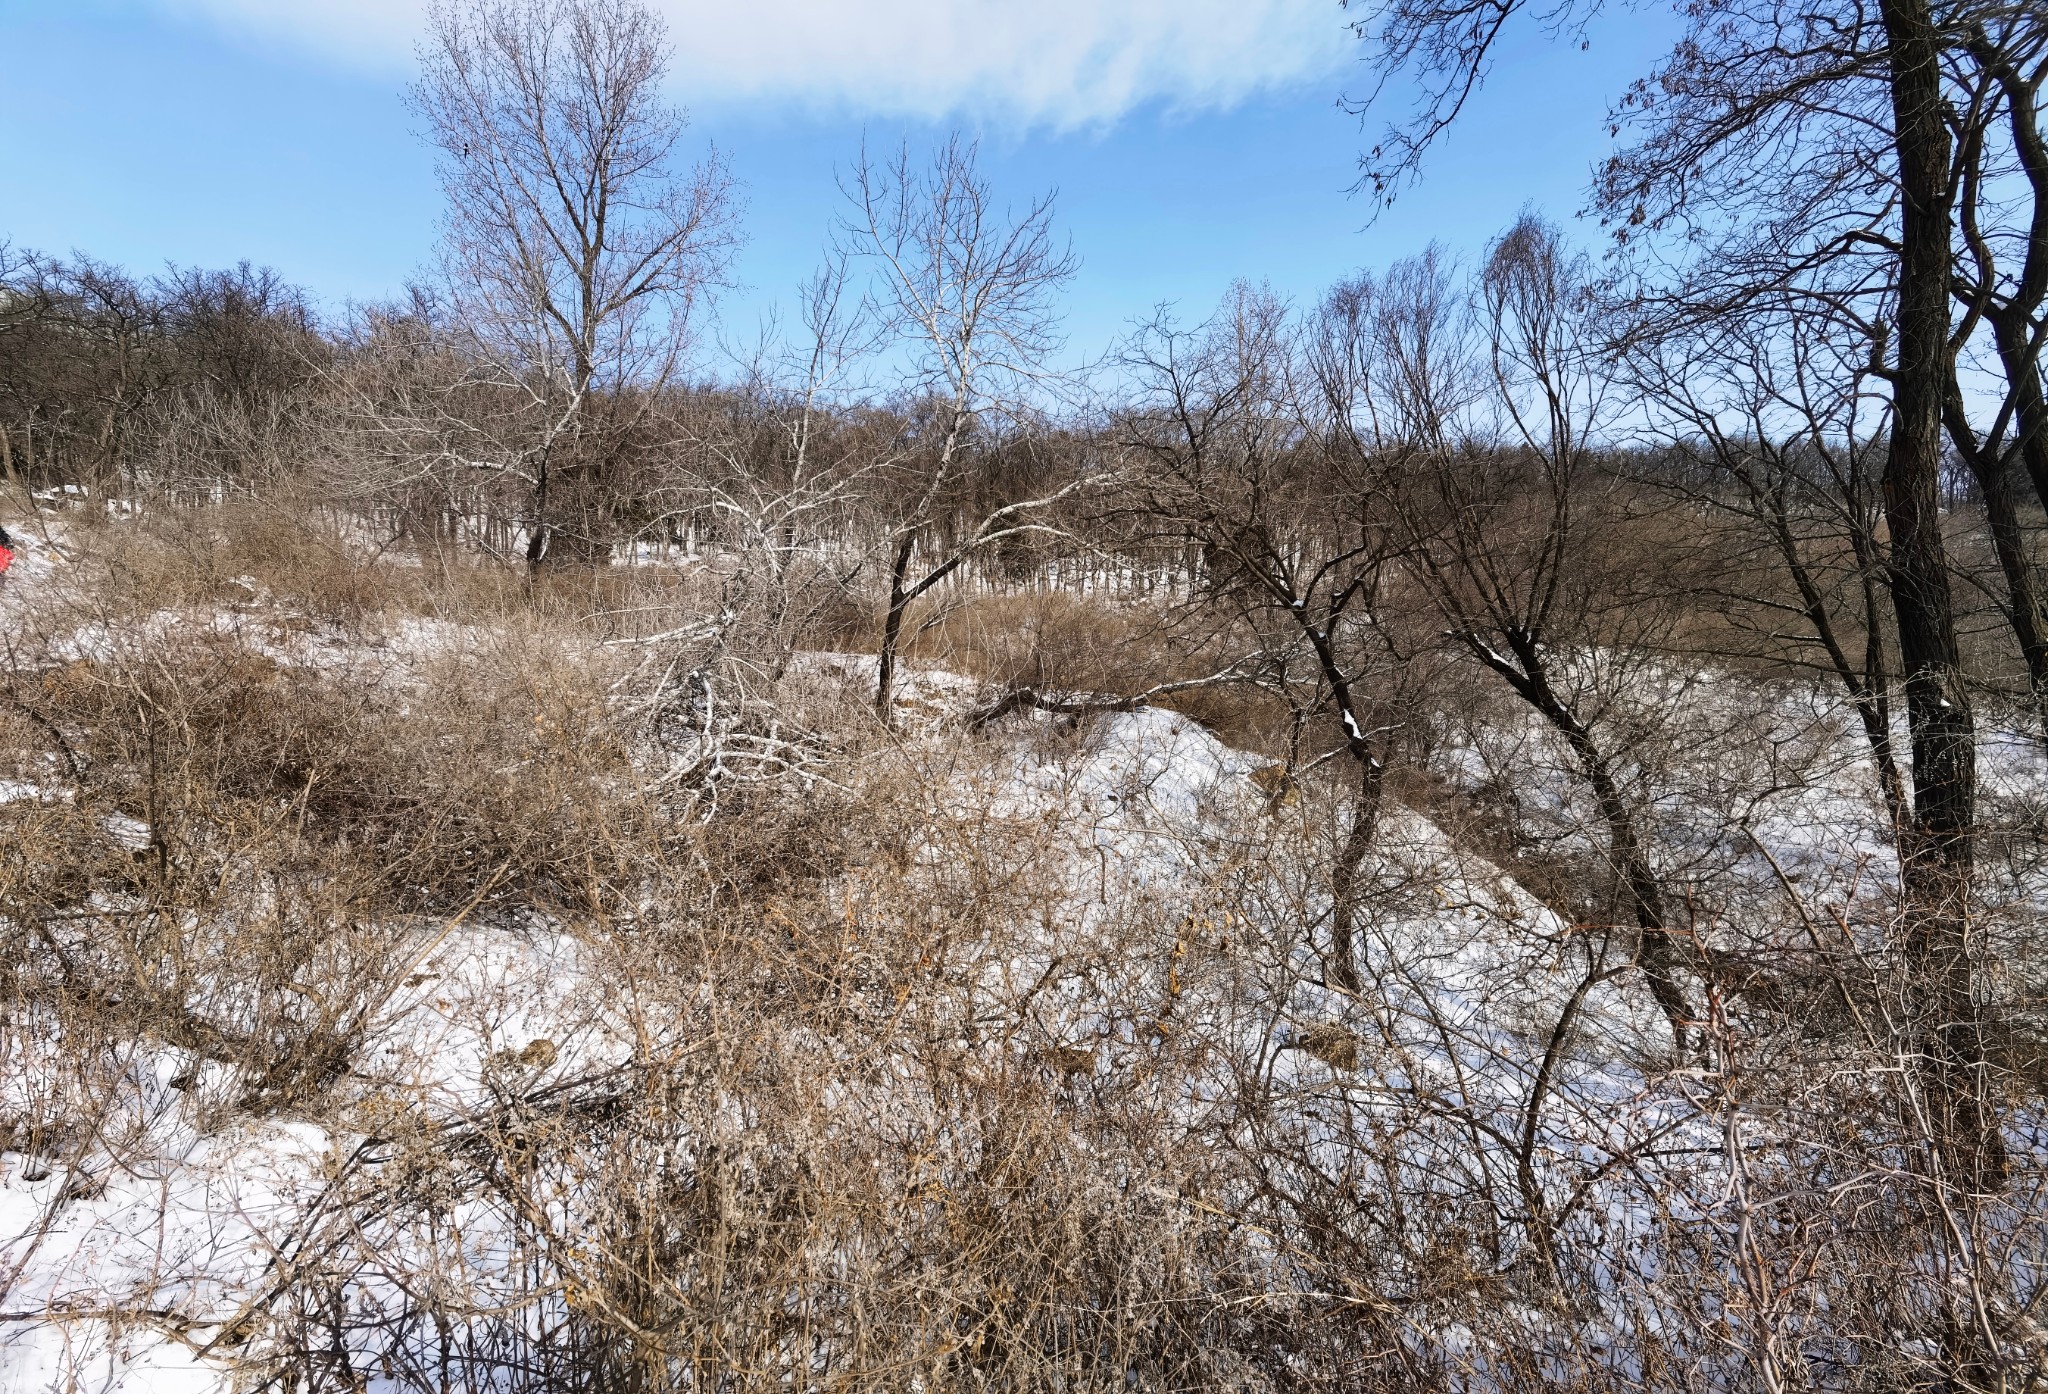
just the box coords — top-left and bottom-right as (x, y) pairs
(3, 502), (2045, 1394)
(903, 588), (1298, 757)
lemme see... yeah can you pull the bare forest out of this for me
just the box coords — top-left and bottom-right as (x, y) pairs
(5, 0), (2048, 1389)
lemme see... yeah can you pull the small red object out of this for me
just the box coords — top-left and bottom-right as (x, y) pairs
(0, 545), (13, 575)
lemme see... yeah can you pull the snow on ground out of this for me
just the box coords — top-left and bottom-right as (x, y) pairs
(0, 525), (65, 613)
(0, 915), (629, 1394)
(3, 679), (1521, 1391)
(5, 555), (2044, 1388)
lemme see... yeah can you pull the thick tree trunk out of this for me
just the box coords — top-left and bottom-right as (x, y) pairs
(1881, 0), (2002, 1191)
(1558, 718), (1693, 1056)
(1967, 32), (2048, 522)
(1299, 612), (1384, 993)
(525, 457), (552, 576)
(1327, 762), (1381, 996)
(1995, 310), (2048, 532)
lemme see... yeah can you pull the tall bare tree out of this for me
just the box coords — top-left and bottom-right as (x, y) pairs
(1621, 295), (1911, 829)
(1121, 282), (1408, 992)
(409, 0), (736, 570)
(841, 138), (1084, 718)
(1378, 221), (1700, 1053)
(1941, 21), (2048, 748)
(1347, 0), (2005, 1204)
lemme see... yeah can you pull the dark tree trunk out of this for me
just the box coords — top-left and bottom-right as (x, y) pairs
(1473, 634), (1694, 1056)
(1949, 423), (2048, 752)
(1298, 604), (1385, 994)
(1993, 308), (2048, 529)
(525, 456), (552, 575)
(875, 532), (917, 721)
(1966, 31), (2048, 522)
(1318, 765), (1384, 994)
(1881, 0), (2002, 1190)
(1326, 752), (1382, 997)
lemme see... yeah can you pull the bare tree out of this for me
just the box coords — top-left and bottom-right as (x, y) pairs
(1349, 0), (2007, 1225)
(1621, 296), (1912, 828)
(1119, 282), (1411, 992)
(408, 0), (736, 571)
(0, 251), (322, 500)
(1940, 23), (2048, 749)
(679, 254), (892, 674)
(605, 255), (895, 816)
(1381, 221), (1701, 1054)
(841, 138), (1085, 718)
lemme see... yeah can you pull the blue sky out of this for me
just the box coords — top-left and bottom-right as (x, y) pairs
(0, 0), (1683, 365)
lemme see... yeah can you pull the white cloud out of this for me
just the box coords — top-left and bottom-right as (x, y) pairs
(145, 0), (1351, 127)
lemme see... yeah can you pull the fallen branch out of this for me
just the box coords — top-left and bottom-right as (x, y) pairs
(966, 667), (1249, 731)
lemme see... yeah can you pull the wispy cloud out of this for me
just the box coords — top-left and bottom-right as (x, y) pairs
(147, 0), (1351, 127)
